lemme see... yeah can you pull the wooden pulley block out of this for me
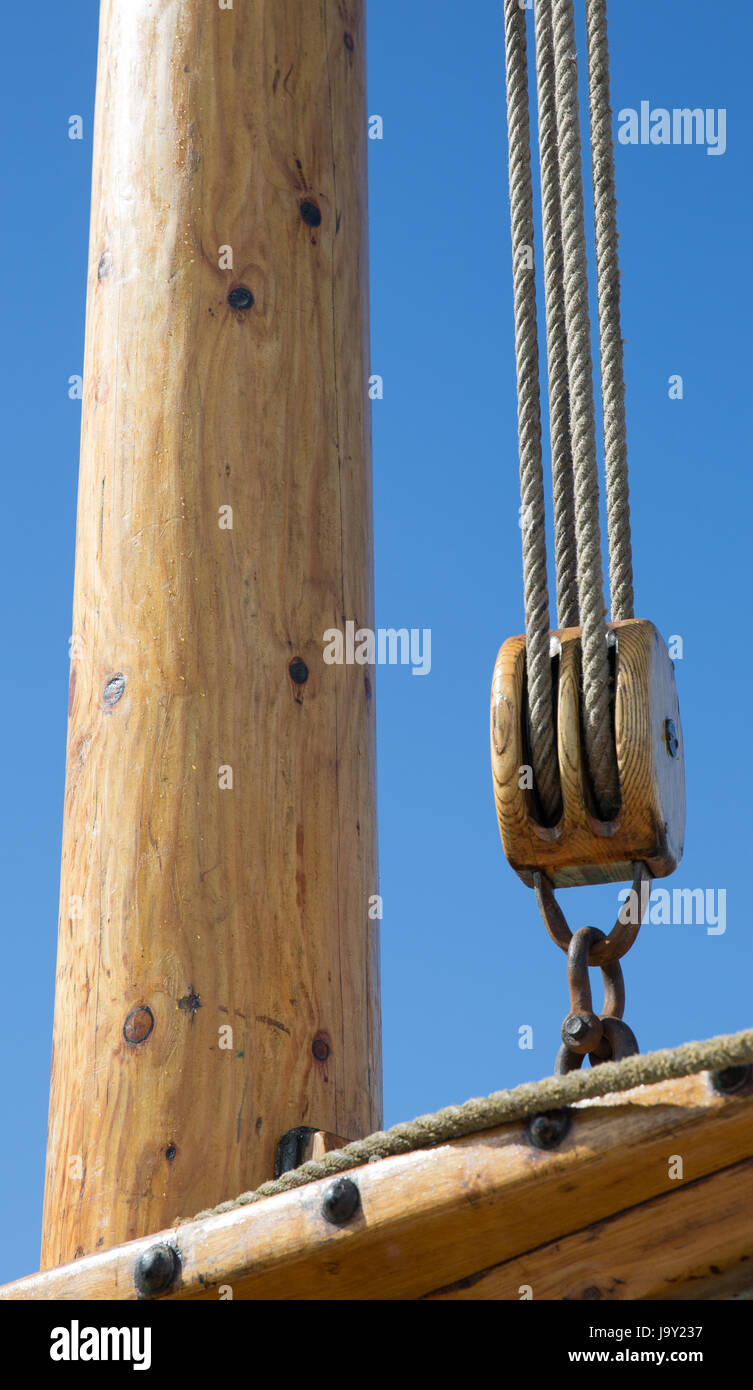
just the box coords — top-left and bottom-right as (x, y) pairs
(490, 619), (685, 888)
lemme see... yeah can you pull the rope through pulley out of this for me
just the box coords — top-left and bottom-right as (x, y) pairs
(493, 0), (686, 1070)
(503, 0), (631, 822)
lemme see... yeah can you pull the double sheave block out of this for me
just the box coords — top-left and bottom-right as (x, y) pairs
(491, 619), (686, 888)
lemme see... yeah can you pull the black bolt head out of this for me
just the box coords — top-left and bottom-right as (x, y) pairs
(134, 1242), (180, 1297)
(526, 1108), (571, 1150)
(289, 658), (309, 685)
(710, 1064), (752, 1096)
(227, 285), (254, 311)
(300, 200), (322, 228)
(321, 1175), (361, 1226)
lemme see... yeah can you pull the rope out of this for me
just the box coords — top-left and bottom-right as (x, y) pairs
(177, 1027), (753, 1223)
(550, 0), (619, 818)
(586, 0), (634, 622)
(502, 0), (560, 823)
(533, 0), (578, 630)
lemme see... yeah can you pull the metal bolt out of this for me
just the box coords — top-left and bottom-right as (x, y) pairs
(563, 1015), (589, 1040)
(134, 1242), (180, 1297)
(300, 200), (322, 228)
(526, 1108), (571, 1150)
(227, 285), (254, 311)
(321, 1176), (360, 1226)
(289, 658), (309, 685)
(123, 1005), (154, 1045)
(664, 718), (679, 758)
(562, 1012), (603, 1055)
(103, 673), (126, 707)
(710, 1064), (752, 1096)
(165, 1144), (177, 1161)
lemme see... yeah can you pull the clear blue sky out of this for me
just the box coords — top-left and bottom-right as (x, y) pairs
(1, 0), (750, 1284)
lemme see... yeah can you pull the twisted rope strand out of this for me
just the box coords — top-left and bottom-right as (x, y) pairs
(586, 0), (634, 622)
(533, 0), (579, 630)
(551, 0), (619, 817)
(503, 0), (560, 821)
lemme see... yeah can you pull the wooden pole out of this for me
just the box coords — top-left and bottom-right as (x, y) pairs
(41, 0), (380, 1268)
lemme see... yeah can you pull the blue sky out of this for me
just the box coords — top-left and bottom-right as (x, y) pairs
(1, 0), (750, 1284)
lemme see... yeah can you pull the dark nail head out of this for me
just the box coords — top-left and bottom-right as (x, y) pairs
(228, 285), (254, 311)
(710, 1064), (752, 1095)
(321, 1176), (360, 1226)
(300, 200), (322, 228)
(289, 658), (309, 685)
(134, 1242), (180, 1297)
(526, 1108), (571, 1150)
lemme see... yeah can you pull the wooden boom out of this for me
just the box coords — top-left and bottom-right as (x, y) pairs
(41, 0), (380, 1268)
(8, 1071), (752, 1300)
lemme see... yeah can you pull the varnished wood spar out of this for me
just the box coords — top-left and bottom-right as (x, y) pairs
(41, 0), (380, 1269)
(490, 619), (686, 886)
(425, 1159), (753, 1300)
(12, 1073), (752, 1300)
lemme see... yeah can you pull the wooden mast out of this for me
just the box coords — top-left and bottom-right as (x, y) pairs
(41, 0), (380, 1268)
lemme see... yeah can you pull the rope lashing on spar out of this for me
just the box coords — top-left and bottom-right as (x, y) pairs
(177, 1028), (753, 1223)
(502, 0), (631, 821)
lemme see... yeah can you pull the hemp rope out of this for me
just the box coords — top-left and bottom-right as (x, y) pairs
(586, 0), (634, 623)
(178, 1027), (753, 1224)
(550, 0), (619, 818)
(534, 0), (579, 631)
(503, 0), (560, 822)
(504, 0), (636, 819)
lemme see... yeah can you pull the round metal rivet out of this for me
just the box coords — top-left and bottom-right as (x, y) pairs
(526, 1108), (571, 1150)
(300, 200), (322, 228)
(321, 1176), (360, 1226)
(289, 658), (309, 685)
(710, 1064), (752, 1095)
(227, 285), (254, 310)
(134, 1242), (180, 1297)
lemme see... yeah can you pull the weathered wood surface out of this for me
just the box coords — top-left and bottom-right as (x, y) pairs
(491, 619), (685, 886)
(41, 0), (380, 1269)
(425, 1158), (753, 1300)
(10, 1073), (749, 1300)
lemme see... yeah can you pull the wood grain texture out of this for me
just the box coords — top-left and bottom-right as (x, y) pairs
(491, 619), (686, 886)
(12, 1073), (750, 1300)
(425, 1159), (753, 1300)
(41, 0), (381, 1269)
